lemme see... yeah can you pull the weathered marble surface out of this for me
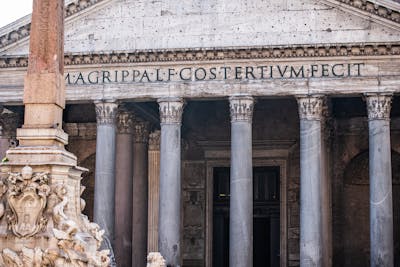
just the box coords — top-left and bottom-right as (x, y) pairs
(158, 99), (184, 266)
(1, 0), (399, 55)
(229, 96), (254, 267)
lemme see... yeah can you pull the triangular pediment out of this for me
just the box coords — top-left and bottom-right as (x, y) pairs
(0, 0), (399, 56)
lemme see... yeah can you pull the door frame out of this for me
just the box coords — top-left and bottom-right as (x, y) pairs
(202, 141), (292, 267)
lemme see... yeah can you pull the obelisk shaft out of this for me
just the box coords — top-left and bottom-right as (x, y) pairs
(23, 0), (65, 130)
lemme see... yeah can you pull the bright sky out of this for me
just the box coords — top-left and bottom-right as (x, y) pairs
(0, 0), (33, 28)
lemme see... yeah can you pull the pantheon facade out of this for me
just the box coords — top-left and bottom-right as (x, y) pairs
(0, 0), (400, 266)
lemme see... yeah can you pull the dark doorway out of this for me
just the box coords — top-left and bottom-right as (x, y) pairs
(212, 166), (280, 267)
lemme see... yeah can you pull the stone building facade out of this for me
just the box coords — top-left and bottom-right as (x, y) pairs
(0, 0), (400, 266)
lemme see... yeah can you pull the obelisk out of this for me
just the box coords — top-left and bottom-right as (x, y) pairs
(0, 0), (109, 266)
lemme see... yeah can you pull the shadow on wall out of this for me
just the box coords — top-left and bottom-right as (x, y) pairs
(342, 150), (400, 267)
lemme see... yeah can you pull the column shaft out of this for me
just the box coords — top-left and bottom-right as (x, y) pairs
(297, 96), (324, 267)
(132, 120), (149, 266)
(158, 99), (184, 267)
(366, 94), (393, 267)
(229, 96), (254, 267)
(114, 111), (133, 267)
(321, 115), (332, 267)
(94, 101), (118, 258)
(148, 131), (161, 253)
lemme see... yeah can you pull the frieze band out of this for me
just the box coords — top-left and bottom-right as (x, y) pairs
(64, 63), (364, 85)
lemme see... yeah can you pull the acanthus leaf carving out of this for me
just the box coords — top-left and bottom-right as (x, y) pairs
(366, 93), (392, 120)
(229, 95), (254, 122)
(0, 166), (110, 267)
(297, 95), (325, 120)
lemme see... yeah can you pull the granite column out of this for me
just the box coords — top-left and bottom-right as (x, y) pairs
(94, 100), (118, 261)
(0, 110), (19, 158)
(158, 98), (184, 267)
(366, 93), (393, 267)
(229, 95), (254, 267)
(297, 95), (324, 267)
(148, 130), (161, 253)
(132, 119), (150, 266)
(114, 110), (134, 267)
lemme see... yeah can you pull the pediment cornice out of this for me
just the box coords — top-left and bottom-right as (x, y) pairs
(0, 42), (399, 69)
(0, 0), (399, 55)
(0, 0), (108, 51)
(321, 0), (400, 30)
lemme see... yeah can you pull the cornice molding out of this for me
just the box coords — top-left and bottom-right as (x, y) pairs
(0, 42), (399, 68)
(0, 0), (106, 50)
(322, 0), (400, 30)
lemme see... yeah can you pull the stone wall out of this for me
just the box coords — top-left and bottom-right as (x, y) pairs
(3, 0), (400, 55)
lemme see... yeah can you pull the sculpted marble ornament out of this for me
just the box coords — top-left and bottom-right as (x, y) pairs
(146, 252), (166, 267)
(229, 95), (254, 122)
(366, 93), (392, 120)
(6, 166), (49, 238)
(117, 111), (133, 134)
(158, 99), (184, 124)
(297, 95), (325, 120)
(95, 101), (118, 125)
(0, 166), (110, 267)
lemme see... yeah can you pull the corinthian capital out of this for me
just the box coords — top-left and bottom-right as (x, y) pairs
(133, 120), (150, 143)
(365, 93), (392, 121)
(229, 95), (254, 122)
(158, 98), (184, 124)
(297, 95), (325, 120)
(148, 130), (161, 151)
(117, 111), (133, 134)
(94, 100), (118, 125)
